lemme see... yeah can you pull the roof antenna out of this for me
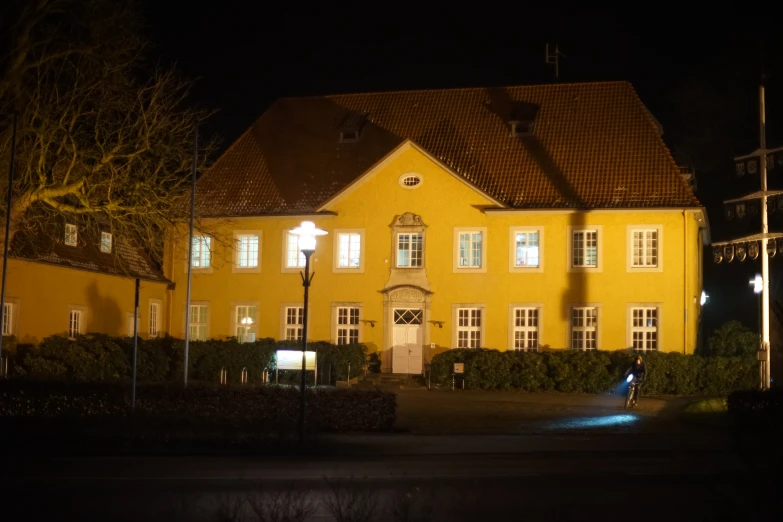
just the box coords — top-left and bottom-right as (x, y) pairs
(545, 44), (566, 80)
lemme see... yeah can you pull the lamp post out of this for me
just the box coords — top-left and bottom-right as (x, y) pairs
(290, 221), (327, 444)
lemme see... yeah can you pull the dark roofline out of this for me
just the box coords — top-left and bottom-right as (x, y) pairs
(276, 80), (634, 103)
(10, 255), (171, 284)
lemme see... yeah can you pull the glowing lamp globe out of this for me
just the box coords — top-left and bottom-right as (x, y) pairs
(290, 221), (327, 253)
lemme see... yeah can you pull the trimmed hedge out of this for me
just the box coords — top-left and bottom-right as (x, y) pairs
(11, 335), (368, 385)
(430, 348), (758, 395)
(0, 379), (396, 434)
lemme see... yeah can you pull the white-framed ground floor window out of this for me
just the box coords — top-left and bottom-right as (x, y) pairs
(510, 306), (540, 351)
(283, 305), (304, 341)
(336, 306), (360, 345)
(571, 306), (598, 350)
(2, 301), (17, 336)
(629, 305), (660, 352)
(453, 304), (485, 348)
(189, 304), (209, 341)
(233, 304), (258, 343)
(68, 305), (87, 340)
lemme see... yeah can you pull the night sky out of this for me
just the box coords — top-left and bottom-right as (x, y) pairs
(142, 3), (783, 340)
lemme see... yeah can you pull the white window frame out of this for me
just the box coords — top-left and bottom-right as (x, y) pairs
(279, 302), (307, 341)
(64, 224), (78, 247)
(452, 304), (486, 348)
(398, 172), (423, 189)
(126, 311), (140, 338)
(148, 299), (162, 339)
(233, 230), (262, 273)
(627, 225), (663, 272)
(509, 227), (544, 273)
(570, 305), (600, 350)
(396, 232), (424, 268)
(231, 302), (259, 343)
(453, 227), (488, 273)
(282, 231), (307, 272)
(188, 234), (212, 271)
(508, 304), (542, 351)
(333, 229), (365, 273)
(331, 303), (362, 345)
(567, 225), (603, 272)
(188, 303), (210, 341)
(100, 231), (112, 253)
(2, 299), (19, 337)
(68, 305), (87, 339)
(627, 303), (662, 352)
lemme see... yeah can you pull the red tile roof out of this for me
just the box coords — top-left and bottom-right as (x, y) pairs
(195, 81), (700, 216)
(11, 224), (169, 283)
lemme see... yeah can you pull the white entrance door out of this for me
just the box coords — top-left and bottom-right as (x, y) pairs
(392, 308), (423, 374)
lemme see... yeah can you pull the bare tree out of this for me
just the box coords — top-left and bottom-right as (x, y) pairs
(0, 0), (216, 263)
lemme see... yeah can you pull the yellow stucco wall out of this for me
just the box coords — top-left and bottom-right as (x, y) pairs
(2, 258), (169, 346)
(165, 144), (705, 369)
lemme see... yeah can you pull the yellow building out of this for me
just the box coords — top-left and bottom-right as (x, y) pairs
(2, 222), (170, 347)
(162, 81), (708, 373)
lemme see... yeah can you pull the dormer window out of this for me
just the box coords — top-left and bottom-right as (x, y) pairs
(339, 111), (368, 143)
(64, 224), (78, 246)
(508, 101), (539, 138)
(100, 232), (112, 253)
(340, 130), (359, 142)
(510, 120), (535, 137)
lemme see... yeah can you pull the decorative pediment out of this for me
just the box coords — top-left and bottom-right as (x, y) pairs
(387, 286), (427, 303)
(392, 212), (426, 228)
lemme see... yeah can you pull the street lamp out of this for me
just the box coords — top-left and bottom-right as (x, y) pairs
(290, 220), (327, 443)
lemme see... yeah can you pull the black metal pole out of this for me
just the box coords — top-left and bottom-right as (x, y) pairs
(184, 126), (198, 386)
(0, 112), (18, 373)
(299, 250), (314, 444)
(132, 278), (140, 412)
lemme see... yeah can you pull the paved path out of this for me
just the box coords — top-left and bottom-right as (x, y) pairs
(393, 389), (692, 435)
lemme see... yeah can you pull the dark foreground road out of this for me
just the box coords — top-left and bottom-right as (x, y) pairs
(2, 431), (780, 522)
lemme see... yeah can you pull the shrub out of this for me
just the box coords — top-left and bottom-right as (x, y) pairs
(13, 335), (369, 385)
(707, 320), (759, 357)
(430, 348), (757, 395)
(0, 379), (396, 434)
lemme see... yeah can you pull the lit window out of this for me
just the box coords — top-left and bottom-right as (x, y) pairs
(514, 231), (539, 267)
(235, 306), (256, 343)
(2, 303), (13, 336)
(397, 233), (423, 268)
(572, 230), (597, 267)
(68, 309), (82, 339)
(236, 234), (259, 268)
(632, 230), (658, 267)
(100, 232), (112, 253)
(286, 233), (306, 268)
(459, 232), (483, 268)
(285, 307), (304, 341)
(191, 235), (211, 268)
(631, 307), (658, 351)
(457, 308), (482, 348)
(337, 307), (360, 345)
(572, 307), (597, 350)
(513, 308), (539, 351)
(338, 233), (361, 268)
(149, 302), (160, 338)
(65, 224), (78, 246)
(189, 304), (208, 341)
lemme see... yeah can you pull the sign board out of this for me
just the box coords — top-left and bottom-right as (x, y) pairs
(758, 349), (768, 361)
(276, 350), (317, 370)
(453, 363), (464, 374)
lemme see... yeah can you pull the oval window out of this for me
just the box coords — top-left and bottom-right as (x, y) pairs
(399, 173), (422, 189)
